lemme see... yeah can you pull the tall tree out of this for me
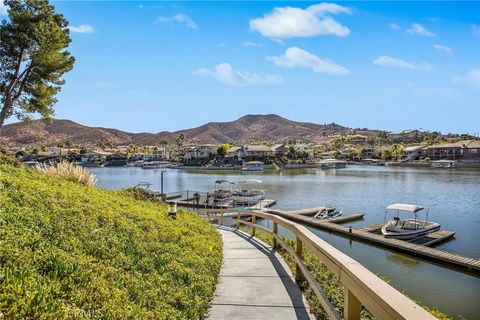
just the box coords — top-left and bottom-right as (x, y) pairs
(0, 0), (75, 127)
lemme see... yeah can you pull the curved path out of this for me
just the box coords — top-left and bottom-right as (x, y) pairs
(207, 226), (315, 320)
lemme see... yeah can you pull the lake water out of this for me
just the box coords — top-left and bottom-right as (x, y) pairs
(89, 165), (480, 319)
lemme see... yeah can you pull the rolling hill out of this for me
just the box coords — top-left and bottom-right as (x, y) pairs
(0, 114), (352, 147)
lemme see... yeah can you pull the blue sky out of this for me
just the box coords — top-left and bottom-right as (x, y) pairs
(3, 1), (479, 134)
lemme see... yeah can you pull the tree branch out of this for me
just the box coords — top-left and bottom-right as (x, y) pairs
(4, 49), (25, 96)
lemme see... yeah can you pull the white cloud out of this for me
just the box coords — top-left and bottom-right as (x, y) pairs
(242, 41), (262, 48)
(249, 3), (351, 40)
(452, 69), (480, 90)
(406, 23), (436, 37)
(69, 24), (95, 34)
(0, 1), (8, 15)
(472, 24), (480, 37)
(373, 56), (432, 71)
(433, 44), (453, 56)
(155, 14), (197, 29)
(389, 22), (399, 30)
(268, 47), (350, 76)
(194, 63), (282, 87)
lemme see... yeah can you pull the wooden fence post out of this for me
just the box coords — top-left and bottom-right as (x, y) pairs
(344, 287), (361, 320)
(273, 221), (278, 249)
(295, 236), (304, 285)
(251, 214), (256, 236)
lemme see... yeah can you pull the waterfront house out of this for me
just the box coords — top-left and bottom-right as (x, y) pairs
(403, 145), (424, 160)
(243, 145), (274, 161)
(463, 140), (480, 160)
(184, 144), (217, 163)
(361, 147), (380, 158)
(273, 144), (289, 156)
(424, 140), (480, 161)
(293, 143), (314, 158)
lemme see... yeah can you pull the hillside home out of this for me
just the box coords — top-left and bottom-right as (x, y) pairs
(293, 144), (315, 158)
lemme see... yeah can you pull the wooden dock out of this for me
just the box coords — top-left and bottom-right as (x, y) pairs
(409, 230), (456, 246)
(273, 208), (364, 223)
(268, 209), (480, 273)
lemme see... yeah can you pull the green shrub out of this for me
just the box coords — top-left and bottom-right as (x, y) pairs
(0, 165), (222, 319)
(0, 151), (20, 166)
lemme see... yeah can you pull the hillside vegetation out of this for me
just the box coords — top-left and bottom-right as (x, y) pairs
(0, 164), (222, 319)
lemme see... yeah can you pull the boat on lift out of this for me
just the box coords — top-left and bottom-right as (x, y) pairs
(229, 179), (265, 206)
(381, 203), (440, 240)
(242, 161), (264, 171)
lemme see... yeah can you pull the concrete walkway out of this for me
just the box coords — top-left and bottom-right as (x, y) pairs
(207, 226), (315, 320)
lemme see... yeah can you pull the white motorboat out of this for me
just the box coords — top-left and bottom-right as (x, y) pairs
(229, 179), (265, 205)
(314, 207), (343, 220)
(141, 161), (171, 169)
(320, 159), (347, 169)
(242, 161), (264, 171)
(431, 160), (456, 168)
(381, 203), (440, 240)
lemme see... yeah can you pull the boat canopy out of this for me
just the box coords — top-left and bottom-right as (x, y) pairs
(215, 179), (235, 184)
(386, 203), (424, 213)
(238, 179), (262, 184)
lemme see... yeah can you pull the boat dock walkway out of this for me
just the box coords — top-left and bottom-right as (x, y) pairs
(207, 226), (315, 320)
(268, 209), (480, 273)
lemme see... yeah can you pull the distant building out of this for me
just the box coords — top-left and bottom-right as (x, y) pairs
(403, 145), (424, 160)
(423, 140), (480, 161)
(184, 144), (217, 162)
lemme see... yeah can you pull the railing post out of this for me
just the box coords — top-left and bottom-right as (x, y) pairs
(236, 211), (240, 229)
(344, 287), (361, 320)
(220, 211), (224, 226)
(273, 221), (278, 249)
(251, 214), (256, 236)
(295, 236), (304, 285)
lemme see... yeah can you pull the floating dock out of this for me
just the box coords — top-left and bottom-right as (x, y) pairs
(268, 209), (479, 274)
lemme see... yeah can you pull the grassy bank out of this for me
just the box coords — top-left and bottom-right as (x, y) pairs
(0, 164), (222, 319)
(240, 227), (451, 320)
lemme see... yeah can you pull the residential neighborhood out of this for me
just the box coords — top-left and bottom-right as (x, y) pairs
(3, 134), (480, 168)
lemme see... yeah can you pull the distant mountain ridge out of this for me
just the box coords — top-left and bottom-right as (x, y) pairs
(0, 114), (354, 147)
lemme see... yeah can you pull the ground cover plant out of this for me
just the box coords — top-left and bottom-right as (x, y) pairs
(0, 164), (222, 319)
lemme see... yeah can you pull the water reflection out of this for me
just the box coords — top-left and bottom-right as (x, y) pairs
(89, 165), (480, 319)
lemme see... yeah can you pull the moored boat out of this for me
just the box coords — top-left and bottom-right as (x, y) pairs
(229, 179), (265, 206)
(381, 203), (440, 240)
(242, 161), (264, 171)
(314, 207), (343, 219)
(141, 161), (171, 169)
(431, 160), (456, 168)
(320, 159), (347, 169)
